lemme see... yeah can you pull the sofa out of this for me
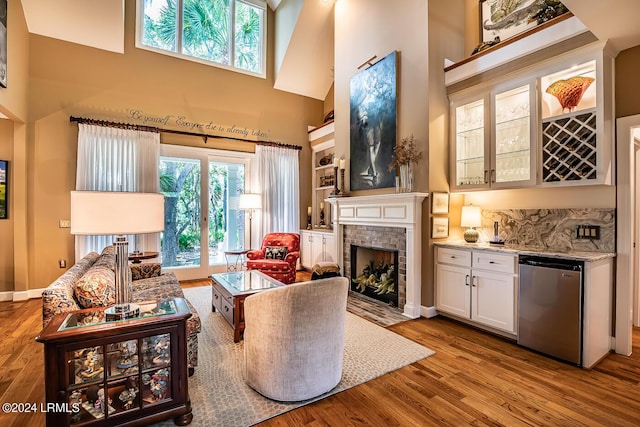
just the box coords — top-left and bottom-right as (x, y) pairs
(41, 246), (201, 374)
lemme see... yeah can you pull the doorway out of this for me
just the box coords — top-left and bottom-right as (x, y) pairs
(159, 144), (252, 280)
(616, 114), (640, 356)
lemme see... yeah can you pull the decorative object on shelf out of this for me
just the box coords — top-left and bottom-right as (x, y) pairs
(339, 158), (347, 196)
(388, 135), (423, 193)
(480, 0), (569, 44)
(490, 220), (505, 245)
(318, 153), (333, 167)
(318, 202), (326, 228)
(116, 340), (138, 371)
(471, 36), (500, 55)
(149, 368), (169, 401)
(70, 191), (165, 321)
(79, 347), (104, 380)
(239, 193), (262, 250)
(545, 76), (595, 112)
(350, 51), (398, 191)
(119, 377), (139, 410)
(431, 217), (450, 239)
(323, 110), (334, 123)
(0, 160), (7, 219)
(306, 206), (312, 230)
(330, 156), (340, 197)
(461, 205), (482, 243)
(70, 390), (82, 421)
(432, 192), (450, 214)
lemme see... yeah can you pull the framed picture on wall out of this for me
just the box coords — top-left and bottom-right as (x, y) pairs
(0, 160), (7, 219)
(431, 217), (449, 239)
(479, 0), (569, 44)
(432, 192), (450, 214)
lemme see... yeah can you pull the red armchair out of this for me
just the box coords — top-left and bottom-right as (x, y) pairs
(246, 233), (300, 284)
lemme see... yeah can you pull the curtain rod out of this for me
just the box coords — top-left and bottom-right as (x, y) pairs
(69, 116), (302, 151)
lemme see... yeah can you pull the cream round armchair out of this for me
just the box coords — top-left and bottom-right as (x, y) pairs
(243, 277), (349, 402)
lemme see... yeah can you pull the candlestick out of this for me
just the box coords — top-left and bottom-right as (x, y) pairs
(340, 168), (347, 196)
(330, 166), (340, 197)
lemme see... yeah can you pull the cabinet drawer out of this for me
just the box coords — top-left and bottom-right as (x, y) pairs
(212, 287), (223, 311)
(472, 251), (516, 274)
(437, 247), (471, 267)
(220, 296), (234, 326)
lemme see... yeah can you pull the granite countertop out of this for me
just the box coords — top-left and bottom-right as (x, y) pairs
(433, 240), (616, 262)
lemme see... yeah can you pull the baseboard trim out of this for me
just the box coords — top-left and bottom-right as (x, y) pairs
(421, 305), (438, 318)
(6, 288), (45, 302)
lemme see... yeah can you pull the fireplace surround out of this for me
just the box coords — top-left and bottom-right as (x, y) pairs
(328, 193), (428, 318)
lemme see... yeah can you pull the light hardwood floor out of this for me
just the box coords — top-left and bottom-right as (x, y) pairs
(2, 277), (640, 426)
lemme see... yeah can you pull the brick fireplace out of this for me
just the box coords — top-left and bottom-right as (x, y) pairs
(328, 193), (428, 318)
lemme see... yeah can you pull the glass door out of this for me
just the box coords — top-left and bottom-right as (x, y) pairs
(491, 82), (536, 187)
(159, 145), (250, 280)
(453, 95), (489, 190)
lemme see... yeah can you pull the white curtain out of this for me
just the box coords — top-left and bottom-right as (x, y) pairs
(75, 124), (160, 260)
(256, 145), (300, 238)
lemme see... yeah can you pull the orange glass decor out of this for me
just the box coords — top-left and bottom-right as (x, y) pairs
(545, 76), (595, 112)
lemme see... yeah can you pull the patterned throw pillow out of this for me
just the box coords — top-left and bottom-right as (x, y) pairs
(74, 265), (116, 308)
(265, 246), (288, 260)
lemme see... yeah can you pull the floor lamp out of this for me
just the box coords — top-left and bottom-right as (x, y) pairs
(239, 193), (262, 250)
(71, 191), (165, 321)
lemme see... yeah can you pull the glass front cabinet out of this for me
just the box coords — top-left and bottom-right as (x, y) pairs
(449, 41), (614, 192)
(451, 81), (536, 191)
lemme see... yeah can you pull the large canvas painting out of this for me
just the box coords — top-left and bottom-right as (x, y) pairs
(350, 51), (397, 191)
(0, 160), (7, 219)
(0, 0), (6, 88)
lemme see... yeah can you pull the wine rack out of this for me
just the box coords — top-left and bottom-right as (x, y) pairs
(542, 108), (597, 182)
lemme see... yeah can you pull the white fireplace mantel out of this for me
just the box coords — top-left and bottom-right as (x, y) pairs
(327, 192), (428, 318)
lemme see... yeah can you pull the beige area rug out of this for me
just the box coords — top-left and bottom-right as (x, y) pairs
(155, 286), (434, 427)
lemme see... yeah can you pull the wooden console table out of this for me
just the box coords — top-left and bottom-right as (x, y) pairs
(36, 298), (193, 426)
(211, 270), (282, 342)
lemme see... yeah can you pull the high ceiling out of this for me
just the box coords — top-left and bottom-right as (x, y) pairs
(19, 0), (640, 99)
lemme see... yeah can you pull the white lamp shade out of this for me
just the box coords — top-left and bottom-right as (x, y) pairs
(460, 205), (482, 228)
(71, 191), (165, 235)
(239, 193), (262, 210)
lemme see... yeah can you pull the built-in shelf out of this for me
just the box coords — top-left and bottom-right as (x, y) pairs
(445, 14), (589, 87)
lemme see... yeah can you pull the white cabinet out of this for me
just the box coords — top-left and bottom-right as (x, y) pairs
(435, 247), (517, 335)
(449, 41), (614, 192)
(300, 230), (336, 269)
(450, 80), (536, 191)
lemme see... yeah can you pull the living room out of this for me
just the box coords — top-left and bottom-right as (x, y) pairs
(3, 0), (640, 426)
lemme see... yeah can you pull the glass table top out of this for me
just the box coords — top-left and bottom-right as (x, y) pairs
(211, 270), (283, 295)
(59, 300), (178, 331)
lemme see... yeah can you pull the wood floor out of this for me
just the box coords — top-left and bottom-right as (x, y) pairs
(2, 278), (640, 426)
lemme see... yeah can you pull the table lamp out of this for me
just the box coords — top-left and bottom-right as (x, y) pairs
(239, 193), (262, 250)
(71, 191), (165, 320)
(461, 205), (482, 243)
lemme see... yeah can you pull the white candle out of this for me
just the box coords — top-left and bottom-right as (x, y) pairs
(307, 206), (312, 216)
(320, 202), (324, 210)
(339, 159), (346, 170)
(333, 156), (338, 167)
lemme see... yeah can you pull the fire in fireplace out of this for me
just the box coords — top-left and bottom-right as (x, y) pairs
(350, 244), (399, 306)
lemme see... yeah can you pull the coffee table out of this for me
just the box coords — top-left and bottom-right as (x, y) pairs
(211, 270), (283, 342)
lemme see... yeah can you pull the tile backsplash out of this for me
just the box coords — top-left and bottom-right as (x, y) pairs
(478, 209), (615, 253)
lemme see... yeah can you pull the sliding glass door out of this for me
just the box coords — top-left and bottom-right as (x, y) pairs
(160, 145), (251, 280)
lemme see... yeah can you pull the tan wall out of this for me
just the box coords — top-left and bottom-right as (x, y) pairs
(0, 119), (14, 292)
(21, 2), (322, 290)
(616, 45), (640, 118)
(0, 1), (29, 293)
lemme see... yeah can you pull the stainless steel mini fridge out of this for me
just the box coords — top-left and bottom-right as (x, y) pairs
(518, 255), (584, 366)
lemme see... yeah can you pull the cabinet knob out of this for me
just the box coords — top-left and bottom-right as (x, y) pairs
(488, 261), (495, 264)
(225, 306), (229, 312)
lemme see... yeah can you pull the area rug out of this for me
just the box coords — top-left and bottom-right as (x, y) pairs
(155, 286), (435, 427)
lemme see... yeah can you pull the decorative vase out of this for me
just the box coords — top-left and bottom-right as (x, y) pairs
(399, 163), (413, 192)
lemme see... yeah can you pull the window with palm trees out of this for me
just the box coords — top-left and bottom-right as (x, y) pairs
(138, 0), (265, 76)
